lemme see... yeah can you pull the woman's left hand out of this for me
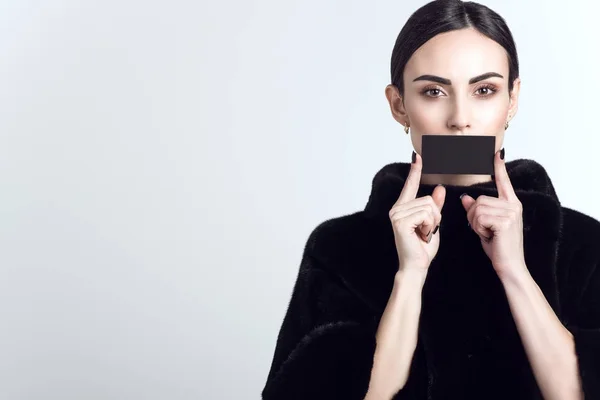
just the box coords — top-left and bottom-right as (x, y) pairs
(460, 149), (527, 280)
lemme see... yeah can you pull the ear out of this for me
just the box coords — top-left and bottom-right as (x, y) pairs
(385, 84), (409, 125)
(507, 77), (521, 122)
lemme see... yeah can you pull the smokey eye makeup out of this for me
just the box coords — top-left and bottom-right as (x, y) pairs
(419, 83), (500, 98)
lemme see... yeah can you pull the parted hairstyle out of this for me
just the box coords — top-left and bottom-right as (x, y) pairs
(390, 0), (519, 98)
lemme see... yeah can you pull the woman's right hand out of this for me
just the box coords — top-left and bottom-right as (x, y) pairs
(389, 151), (446, 272)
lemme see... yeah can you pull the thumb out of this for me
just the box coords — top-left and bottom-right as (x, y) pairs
(460, 193), (476, 211)
(432, 184), (446, 212)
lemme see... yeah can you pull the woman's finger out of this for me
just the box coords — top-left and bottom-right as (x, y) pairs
(391, 206), (435, 238)
(395, 151), (422, 206)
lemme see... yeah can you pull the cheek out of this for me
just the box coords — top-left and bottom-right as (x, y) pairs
(473, 100), (509, 129)
(406, 106), (439, 132)
(406, 95), (510, 134)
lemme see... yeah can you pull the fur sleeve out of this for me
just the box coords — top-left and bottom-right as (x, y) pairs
(566, 260), (600, 399)
(261, 225), (420, 399)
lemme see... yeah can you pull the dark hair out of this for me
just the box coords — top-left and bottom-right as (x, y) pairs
(390, 0), (519, 98)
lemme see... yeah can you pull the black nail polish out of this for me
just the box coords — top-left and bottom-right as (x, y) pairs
(460, 193), (467, 199)
(411, 151), (416, 163)
(432, 224), (439, 234)
(500, 148), (505, 160)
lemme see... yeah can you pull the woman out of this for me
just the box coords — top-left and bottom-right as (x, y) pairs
(261, 1), (600, 399)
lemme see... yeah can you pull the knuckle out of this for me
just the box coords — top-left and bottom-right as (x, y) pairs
(425, 209), (434, 223)
(389, 205), (402, 218)
(475, 213), (484, 226)
(426, 203), (434, 215)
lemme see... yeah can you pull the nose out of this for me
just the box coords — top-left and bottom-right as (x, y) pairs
(447, 99), (471, 133)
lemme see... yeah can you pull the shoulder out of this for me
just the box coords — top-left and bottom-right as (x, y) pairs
(304, 211), (396, 300)
(562, 206), (600, 233)
(307, 211), (395, 275)
(559, 206), (600, 327)
(560, 206), (600, 256)
(301, 211), (396, 314)
(306, 211), (386, 268)
(558, 206), (600, 303)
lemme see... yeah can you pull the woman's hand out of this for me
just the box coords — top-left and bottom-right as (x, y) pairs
(460, 148), (527, 280)
(389, 151), (446, 272)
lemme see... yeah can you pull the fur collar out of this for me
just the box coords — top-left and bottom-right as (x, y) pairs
(364, 158), (560, 217)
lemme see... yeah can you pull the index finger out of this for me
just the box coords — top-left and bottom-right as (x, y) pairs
(395, 151), (422, 205)
(494, 148), (517, 201)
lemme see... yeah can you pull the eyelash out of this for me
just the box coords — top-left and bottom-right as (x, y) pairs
(420, 84), (499, 98)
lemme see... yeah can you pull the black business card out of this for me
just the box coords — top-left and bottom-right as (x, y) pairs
(421, 135), (495, 175)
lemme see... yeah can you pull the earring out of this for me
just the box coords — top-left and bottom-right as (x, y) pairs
(505, 115), (511, 130)
(404, 124), (410, 134)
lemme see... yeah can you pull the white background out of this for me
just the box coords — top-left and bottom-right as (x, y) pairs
(1, 0), (598, 399)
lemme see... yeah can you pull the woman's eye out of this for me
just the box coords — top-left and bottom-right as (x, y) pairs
(422, 88), (443, 97)
(421, 85), (497, 98)
(476, 86), (498, 96)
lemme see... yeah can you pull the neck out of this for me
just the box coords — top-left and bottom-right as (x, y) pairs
(420, 173), (494, 187)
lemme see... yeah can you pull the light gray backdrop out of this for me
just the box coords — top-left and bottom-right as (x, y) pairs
(1, 0), (598, 399)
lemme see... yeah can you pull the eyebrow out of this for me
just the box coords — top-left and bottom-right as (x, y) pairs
(412, 72), (504, 85)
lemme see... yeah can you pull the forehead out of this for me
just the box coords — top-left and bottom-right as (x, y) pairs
(404, 28), (509, 81)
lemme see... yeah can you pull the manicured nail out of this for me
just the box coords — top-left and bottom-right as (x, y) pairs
(460, 193), (467, 199)
(427, 230), (433, 243)
(432, 224), (440, 234)
(500, 148), (505, 160)
(411, 151), (416, 163)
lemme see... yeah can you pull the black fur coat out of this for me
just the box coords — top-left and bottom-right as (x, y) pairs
(261, 159), (600, 399)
